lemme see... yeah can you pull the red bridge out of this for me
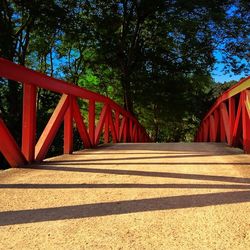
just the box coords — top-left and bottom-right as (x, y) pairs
(0, 59), (249, 249)
(195, 75), (250, 153)
(0, 58), (150, 168)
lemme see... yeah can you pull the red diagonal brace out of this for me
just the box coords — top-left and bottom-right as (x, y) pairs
(35, 94), (69, 161)
(95, 104), (108, 145)
(72, 98), (91, 148)
(0, 118), (26, 167)
(108, 110), (117, 143)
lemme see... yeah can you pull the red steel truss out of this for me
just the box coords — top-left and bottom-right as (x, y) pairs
(0, 58), (150, 167)
(195, 76), (250, 153)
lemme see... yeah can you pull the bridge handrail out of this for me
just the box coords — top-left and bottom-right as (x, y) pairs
(195, 76), (250, 153)
(0, 58), (140, 124)
(0, 58), (150, 167)
(203, 76), (250, 121)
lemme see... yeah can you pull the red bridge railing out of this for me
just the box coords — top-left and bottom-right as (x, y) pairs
(195, 76), (250, 153)
(0, 58), (150, 167)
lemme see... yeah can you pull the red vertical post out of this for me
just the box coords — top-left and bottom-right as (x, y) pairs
(104, 107), (110, 143)
(119, 117), (125, 142)
(220, 113), (226, 142)
(214, 109), (219, 141)
(209, 115), (215, 142)
(115, 111), (120, 142)
(229, 97), (235, 145)
(231, 94), (243, 148)
(22, 83), (37, 162)
(202, 126), (205, 141)
(129, 119), (133, 142)
(220, 103), (230, 143)
(136, 126), (139, 142)
(108, 111), (117, 143)
(89, 100), (95, 146)
(242, 90), (250, 153)
(64, 95), (73, 154)
(133, 126), (137, 142)
(123, 117), (128, 142)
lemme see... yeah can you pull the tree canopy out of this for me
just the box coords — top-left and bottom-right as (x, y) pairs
(0, 0), (249, 158)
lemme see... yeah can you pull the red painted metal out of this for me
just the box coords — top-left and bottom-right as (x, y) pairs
(0, 118), (27, 167)
(72, 98), (91, 148)
(242, 90), (250, 152)
(104, 106), (110, 144)
(123, 118), (128, 143)
(119, 117), (126, 142)
(232, 94), (243, 148)
(95, 104), (108, 145)
(195, 76), (250, 153)
(229, 97), (235, 145)
(129, 119), (133, 142)
(115, 112), (120, 141)
(22, 83), (37, 162)
(108, 111), (118, 143)
(64, 95), (73, 154)
(0, 58), (150, 167)
(88, 100), (95, 146)
(35, 95), (69, 161)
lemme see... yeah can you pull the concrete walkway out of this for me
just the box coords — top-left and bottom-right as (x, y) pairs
(0, 143), (250, 249)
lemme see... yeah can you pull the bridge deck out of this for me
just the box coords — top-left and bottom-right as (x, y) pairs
(0, 143), (250, 249)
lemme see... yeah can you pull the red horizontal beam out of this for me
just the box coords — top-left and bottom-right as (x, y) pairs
(0, 58), (143, 128)
(0, 58), (150, 166)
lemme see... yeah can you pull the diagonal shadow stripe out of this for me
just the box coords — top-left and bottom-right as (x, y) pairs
(0, 190), (249, 226)
(28, 165), (250, 184)
(0, 183), (250, 189)
(44, 162), (250, 166)
(45, 154), (227, 163)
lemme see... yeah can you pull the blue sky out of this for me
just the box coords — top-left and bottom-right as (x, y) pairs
(210, 4), (249, 83)
(212, 63), (247, 83)
(211, 49), (248, 83)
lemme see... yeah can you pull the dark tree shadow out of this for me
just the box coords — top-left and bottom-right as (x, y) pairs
(70, 143), (243, 157)
(0, 190), (250, 226)
(44, 161), (250, 166)
(27, 165), (250, 184)
(0, 183), (250, 189)
(46, 153), (240, 163)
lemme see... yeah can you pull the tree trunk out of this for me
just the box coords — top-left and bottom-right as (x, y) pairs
(154, 122), (159, 142)
(121, 74), (133, 114)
